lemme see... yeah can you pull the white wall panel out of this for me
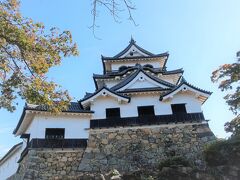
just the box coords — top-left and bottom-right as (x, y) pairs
(26, 115), (90, 140)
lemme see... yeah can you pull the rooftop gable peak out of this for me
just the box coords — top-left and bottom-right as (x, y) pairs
(129, 36), (136, 44)
(103, 38), (156, 59)
(79, 86), (130, 108)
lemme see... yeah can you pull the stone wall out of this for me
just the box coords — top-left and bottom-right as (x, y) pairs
(10, 122), (216, 179)
(79, 122), (215, 173)
(9, 149), (86, 180)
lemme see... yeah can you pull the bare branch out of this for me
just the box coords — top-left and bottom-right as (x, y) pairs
(89, 0), (101, 39)
(90, 0), (137, 38)
(123, 0), (138, 26)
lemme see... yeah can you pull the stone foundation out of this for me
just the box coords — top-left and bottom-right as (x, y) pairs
(10, 122), (216, 179)
(78, 122), (215, 173)
(10, 149), (86, 180)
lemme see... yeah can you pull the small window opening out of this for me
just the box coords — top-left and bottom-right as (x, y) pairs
(171, 104), (187, 114)
(85, 106), (90, 111)
(118, 66), (128, 72)
(106, 108), (120, 118)
(143, 64), (154, 69)
(138, 106), (155, 117)
(45, 128), (65, 139)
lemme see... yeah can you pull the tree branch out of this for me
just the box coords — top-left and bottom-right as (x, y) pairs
(90, 0), (137, 38)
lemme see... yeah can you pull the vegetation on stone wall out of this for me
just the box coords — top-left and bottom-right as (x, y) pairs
(158, 156), (190, 171)
(203, 135), (240, 167)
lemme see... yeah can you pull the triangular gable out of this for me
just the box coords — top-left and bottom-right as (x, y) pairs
(160, 82), (212, 104)
(126, 76), (160, 89)
(118, 44), (150, 58)
(80, 87), (130, 108)
(119, 71), (170, 91)
(111, 69), (175, 91)
(113, 38), (154, 58)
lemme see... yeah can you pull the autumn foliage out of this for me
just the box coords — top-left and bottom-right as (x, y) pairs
(211, 52), (240, 135)
(0, 0), (79, 112)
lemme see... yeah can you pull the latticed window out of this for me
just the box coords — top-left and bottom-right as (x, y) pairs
(45, 128), (65, 139)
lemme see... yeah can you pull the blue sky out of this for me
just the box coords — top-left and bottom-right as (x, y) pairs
(0, 0), (239, 157)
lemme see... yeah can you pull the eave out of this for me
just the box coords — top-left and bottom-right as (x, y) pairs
(102, 52), (169, 61)
(94, 67), (183, 78)
(118, 87), (171, 93)
(102, 53), (169, 74)
(79, 86), (131, 108)
(13, 105), (94, 136)
(160, 81), (212, 104)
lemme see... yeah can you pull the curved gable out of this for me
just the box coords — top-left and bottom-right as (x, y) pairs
(118, 71), (170, 91)
(111, 69), (175, 91)
(160, 82), (212, 104)
(80, 87), (130, 108)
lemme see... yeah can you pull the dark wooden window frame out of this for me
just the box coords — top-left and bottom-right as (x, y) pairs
(137, 106), (155, 117)
(171, 104), (187, 114)
(106, 108), (121, 118)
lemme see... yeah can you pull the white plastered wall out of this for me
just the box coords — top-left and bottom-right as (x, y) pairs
(91, 92), (202, 119)
(111, 60), (161, 71)
(25, 114), (90, 139)
(102, 79), (122, 88)
(0, 143), (25, 180)
(169, 91), (202, 113)
(158, 74), (180, 85)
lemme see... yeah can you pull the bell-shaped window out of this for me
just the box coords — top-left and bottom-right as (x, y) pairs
(118, 66), (128, 72)
(143, 64), (154, 69)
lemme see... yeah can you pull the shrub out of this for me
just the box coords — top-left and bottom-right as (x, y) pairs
(158, 156), (190, 171)
(203, 136), (240, 167)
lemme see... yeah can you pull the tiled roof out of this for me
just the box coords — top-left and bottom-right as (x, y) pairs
(160, 77), (212, 100)
(106, 38), (155, 59)
(118, 87), (171, 93)
(25, 102), (93, 113)
(93, 66), (183, 78)
(101, 38), (169, 61)
(110, 67), (176, 91)
(102, 52), (169, 61)
(84, 92), (93, 98)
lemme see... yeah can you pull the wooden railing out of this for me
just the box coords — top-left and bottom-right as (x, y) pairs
(90, 113), (205, 129)
(28, 138), (88, 149)
(18, 138), (88, 162)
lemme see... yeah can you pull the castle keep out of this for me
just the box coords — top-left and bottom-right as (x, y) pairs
(0, 39), (215, 179)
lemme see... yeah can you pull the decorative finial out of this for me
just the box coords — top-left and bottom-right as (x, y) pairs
(129, 35), (136, 44)
(180, 76), (187, 83)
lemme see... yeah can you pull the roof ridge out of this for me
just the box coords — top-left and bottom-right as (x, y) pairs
(111, 67), (175, 91)
(102, 38), (156, 59)
(160, 77), (212, 101)
(102, 52), (168, 60)
(94, 67), (183, 78)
